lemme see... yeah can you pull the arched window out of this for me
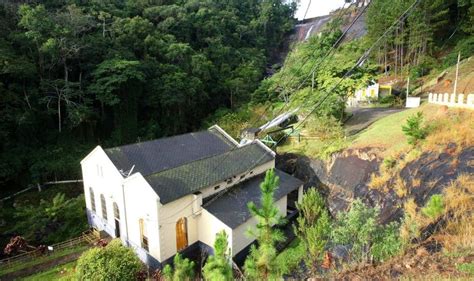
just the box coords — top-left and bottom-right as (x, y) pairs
(113, 202), (121, 238)
(89, 188), (96, 212)
(100, 194), (108, 220)
(139, 219), (149, 251)
(113, 202), (120, 220)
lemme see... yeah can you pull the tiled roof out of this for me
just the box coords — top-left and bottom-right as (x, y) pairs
(104, 127), (237, 176)
(145, 143), (274, 204)
(204, 169), (303, 229)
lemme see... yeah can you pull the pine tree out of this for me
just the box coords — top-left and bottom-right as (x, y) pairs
(202, 231), (233, 281)
(162, 253), (195, 281)
(293, 188), (331, 277)
(243, 169), (285, 280)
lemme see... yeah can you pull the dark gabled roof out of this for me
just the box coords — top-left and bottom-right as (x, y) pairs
(145, 143), (274, 204)
(204, 169), (303, 229)
(104, 127), (237, 176)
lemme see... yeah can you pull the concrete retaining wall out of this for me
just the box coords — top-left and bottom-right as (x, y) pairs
(428, 93), (474, 109)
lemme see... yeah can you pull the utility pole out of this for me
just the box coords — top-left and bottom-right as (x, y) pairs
(454, 51), (461, 95)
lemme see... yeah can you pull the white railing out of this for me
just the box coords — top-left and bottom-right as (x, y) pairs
(428, 93), (474, 109)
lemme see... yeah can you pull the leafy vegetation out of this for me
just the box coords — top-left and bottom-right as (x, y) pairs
(0, 0), (296, 191)
(22, 261), (77, 281)
(10, 193), (87, 245)
(244, 169), (285, 280)
(162, 253), (195, 281)
(202, 231), (232, 281)
(331, 199), (402, 263)
(76, 239), (142, 280)
(421, 194), (445, 220)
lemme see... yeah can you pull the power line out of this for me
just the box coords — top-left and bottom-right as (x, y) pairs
(160, 0), (421, 224)
(202, 0), (421, 211)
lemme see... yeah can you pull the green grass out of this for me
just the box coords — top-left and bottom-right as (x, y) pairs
(21, 261), (77, 281)
(457, 262), (474, 276)
(350, 106), (423, 155)
(0, 245), (88, 276)
(275, 238), (305, 276)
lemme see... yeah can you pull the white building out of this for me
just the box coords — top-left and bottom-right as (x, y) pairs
(80, 125), (303, 268)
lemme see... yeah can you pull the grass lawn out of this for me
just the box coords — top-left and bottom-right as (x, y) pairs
(0, 245), (88, 276)
(21, 260), (77, 281)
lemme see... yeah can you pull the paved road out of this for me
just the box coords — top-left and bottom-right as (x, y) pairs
(344, 107), (405, 136)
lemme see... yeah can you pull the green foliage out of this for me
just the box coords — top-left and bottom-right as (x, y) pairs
(202, 231), (233, 281)
(402, 112), (428, 145)
(12, 193), (88, 244)
(443, 37), (474, 68)
(294, 188), (331, 276)
(457, 262), (474, 275)
(76, 239), (142, 281)
(422, 194), (445, 220)
(274, 239), (305, 276)
(244, 169), (285, 280)
(162, 253), (195, 281)
(332, 199), (402, 263)
(0, 0), (295, 190)
(383, 157), (396, 169)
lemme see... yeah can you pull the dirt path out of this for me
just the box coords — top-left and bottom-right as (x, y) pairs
(344, 107), (405, 136)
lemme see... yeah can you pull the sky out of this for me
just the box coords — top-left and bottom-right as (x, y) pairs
(294, 0), (347, 20)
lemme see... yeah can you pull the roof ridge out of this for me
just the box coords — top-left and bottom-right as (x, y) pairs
(105, 126), (235, 152)
(144, 141), (267, 178)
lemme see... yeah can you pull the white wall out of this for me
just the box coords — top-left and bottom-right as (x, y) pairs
(197, 210), (232, 255)
(231, 195), (287, 255)
(80, 146), (124, 237)
(123, 173), (161, 262)
(429, 92), (474, 109)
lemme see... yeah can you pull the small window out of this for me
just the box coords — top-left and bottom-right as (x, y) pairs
(214, 185), (220, 190)
(113, 202), (120, 220)
(250, 171), (254, 175)
(90, 188), (96, 212)
(240, 175), (245, 180)
(100, 194), (108, 220)
(226, 178), (232, 184)
(100, 166), (104, 177)
(139, 219), (149, 251)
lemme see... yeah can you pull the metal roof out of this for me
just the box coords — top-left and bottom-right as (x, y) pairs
(104, 127), (237, 177)
(204, 169), (303, 229)
(145, 143), (274, 204)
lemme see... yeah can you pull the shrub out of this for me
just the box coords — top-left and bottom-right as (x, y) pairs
(202, 231), (233, 281)
(331, 199), (402, 263)
(402, 112), (428, 145)
(162, 253), (195, 281)
(76, 239), (143, 280)
(421, 194), (445, 220)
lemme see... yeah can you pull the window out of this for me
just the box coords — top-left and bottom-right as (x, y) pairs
(113, 202), (120, 220)
(100, 194), (108, 220)
(139, 219), (149, 251)
(240, 174), (245, 180)
(214, 185), (221, 190)
(89, 188), (96, 212)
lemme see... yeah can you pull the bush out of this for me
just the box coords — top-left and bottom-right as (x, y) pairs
(331, 199), (402, 263)
(443, 37), (474, 68)
(76, 239), (143, 280)
(402, 112), (428, 145)
(422, 194), (445, 220)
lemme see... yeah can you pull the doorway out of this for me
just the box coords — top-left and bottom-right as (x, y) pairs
(176, 217), (188, 251)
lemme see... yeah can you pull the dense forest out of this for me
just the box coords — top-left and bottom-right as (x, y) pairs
(0, 0), (296, 191)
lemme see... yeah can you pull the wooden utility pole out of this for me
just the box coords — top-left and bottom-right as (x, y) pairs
(454, 52), (461, 95)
